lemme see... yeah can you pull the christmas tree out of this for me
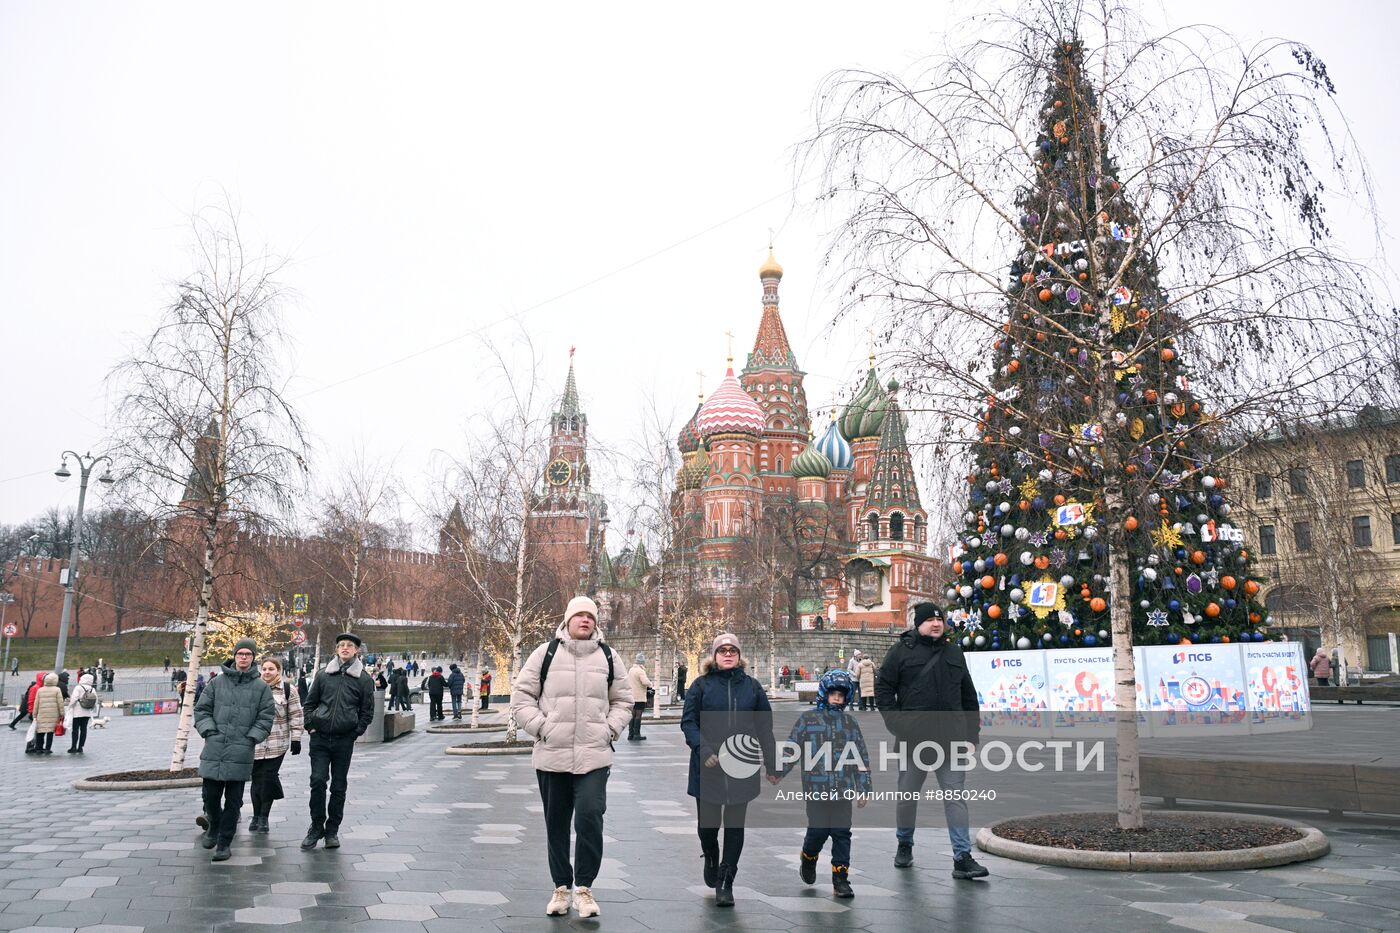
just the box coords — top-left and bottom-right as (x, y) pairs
(946, 38), (1269, 651)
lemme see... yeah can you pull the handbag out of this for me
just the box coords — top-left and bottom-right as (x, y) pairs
(54, 717), (65, 737)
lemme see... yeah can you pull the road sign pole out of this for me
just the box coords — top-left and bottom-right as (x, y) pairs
(0, 598), (13, 707)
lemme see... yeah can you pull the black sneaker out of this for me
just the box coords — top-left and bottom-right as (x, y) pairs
(195, 813), (209, 830)
(832, 867), (854, 898)
(952, 854), (989, 880)
(323, 832), (340, 849)
(300, 827), (323, 850)
(200, 831), (216, 850)
(211, 844), (231, 862)
(799, 851), (817, 885)
(894, 842), (913, 868)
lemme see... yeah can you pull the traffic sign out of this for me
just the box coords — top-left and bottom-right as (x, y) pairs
(292, 616), (303, 627)
(292, 594), (308, 614)
(2, 623), (15, 637)
(292, 629), (307, 645)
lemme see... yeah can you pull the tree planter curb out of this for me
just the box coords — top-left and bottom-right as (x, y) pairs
(975, 811), (1329, 871)
(446, 741), (535, 756)
(73, 775), (203, 792)
(427, 723), (509, 734)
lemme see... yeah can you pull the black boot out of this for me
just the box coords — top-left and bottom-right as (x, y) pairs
(799, 851), (818, 885)
(894, 841), (914, 868)
(200, 830), (217, 849)
(300, 826), (323, 850)
(832, 866), (854, 898)
(702, 847), (719, 888)
(952, 853), (989, 880)
(714, 865), (735, 907)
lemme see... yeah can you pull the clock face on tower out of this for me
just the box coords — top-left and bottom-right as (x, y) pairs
(546, 459), (573, 486)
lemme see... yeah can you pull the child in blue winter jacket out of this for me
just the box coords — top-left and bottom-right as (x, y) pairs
(774, 668), (871, 898)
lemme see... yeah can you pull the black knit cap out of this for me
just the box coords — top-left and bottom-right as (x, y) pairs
(912, 603), (944, 624)
(335, 632), (362, 648)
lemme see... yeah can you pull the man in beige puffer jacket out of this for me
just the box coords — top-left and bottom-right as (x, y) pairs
(512, 596), (633, 919)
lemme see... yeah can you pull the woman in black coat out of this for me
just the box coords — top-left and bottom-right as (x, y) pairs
(680, 633), (776, 907)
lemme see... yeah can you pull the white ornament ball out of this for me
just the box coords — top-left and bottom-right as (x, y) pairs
(1140, 599), (1151, 609)
(1015, 527), (1031, 541)
(1039, 469), (1053, 482)
(961, 636), (972, 648)
(1143, 568), (1158, 582)
(1220, 504), (1232, 516)
(1084, 526), (1099, 539)
(1009, 426), (1022, 437)
(974, 635), (987, 647)
(1060, 575), (1075, 588)
(1009, 588), (1025, 603)
(1043, 632), (1055, 643)
(1020, 552), (1035, 566)
(1098, 630), (1109, 639)
(1001, 524), (1015, 537)
(960, 585), (974, 599)
(946, 588), (958, 601)
(966, 536), (981, 548)
(1202, 476), (1217, 489)
(1016, 637), (1032, 650)
(998, 501), (1011, 514)
(974, 559), (986, 572)
(1197, 513), (1209, 524)
(986, 481), (999, 493)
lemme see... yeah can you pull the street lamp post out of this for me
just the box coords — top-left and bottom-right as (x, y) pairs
(0, 592), (14, 706)
(52, 452), (114, 674)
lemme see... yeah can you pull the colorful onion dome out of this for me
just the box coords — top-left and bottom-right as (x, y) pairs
(840, 366), (887, 440)
(680, 446), (711, 490)
(697, 365), (766, 438)
(815, 419), (853, 471)
(790, 442), (832, 479)
(759, 247), (783, 280)
(677, 402), (702, 454)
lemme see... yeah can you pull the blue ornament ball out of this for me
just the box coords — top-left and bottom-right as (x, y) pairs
(1168, 600), (1181, 611)
(1210, 635), (1221, 644)
(1166, 633), (1180, 644)
(1058, 635), (1071, 646)
(1083, 634), (1098, 647)
(1224, 598), (1237, 610)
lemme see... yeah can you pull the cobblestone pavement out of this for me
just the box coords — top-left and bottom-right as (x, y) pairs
(0, 704), (1397, 932)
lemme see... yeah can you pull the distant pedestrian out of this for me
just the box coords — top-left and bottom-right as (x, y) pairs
(193, 639), (274, 861)
(479, 669), (492, 711)
(8, 657), (17, 676)
(193, 673), (206, 705)
(30, 673), (65, 755)
(627, 653), (652, 741)
(677, 661), (688, 699)
(250, 656), (303, 834)
(10, 671), (44, 732)
(56, 670), (71, 701)
(105, 668), (116, 693)
(1310, 648), (1331, 687)
(66, 672), (99, 754)
(426, 667), (445, 722)
(164, 656), (171, 673)
(681, 633), (776, 908)
(855, 655), (877, 711)
(300, 633), (374, 851)
(296, 671), (309, 704)
(512, 596), (633, 919)
(447, 664), (465, 720)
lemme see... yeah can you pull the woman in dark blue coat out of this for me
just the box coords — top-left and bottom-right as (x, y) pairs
(680, 633), (776, 907)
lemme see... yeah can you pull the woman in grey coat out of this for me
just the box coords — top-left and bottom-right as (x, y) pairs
(193, 638), (275, 861)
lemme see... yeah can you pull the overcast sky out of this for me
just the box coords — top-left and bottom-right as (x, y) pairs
(2, 1), (1396, 536)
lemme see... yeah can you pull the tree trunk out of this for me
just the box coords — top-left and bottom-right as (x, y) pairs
(171, 518), (217, 772)
(1107, 537), (1142, 829)
(469, 637), (481, 729)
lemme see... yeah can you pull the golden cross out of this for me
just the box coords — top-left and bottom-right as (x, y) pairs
(696, 370), (705, 399)
(724, 330), (735, 362)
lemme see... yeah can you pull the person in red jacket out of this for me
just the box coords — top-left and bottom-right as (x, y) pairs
(8, 672), (46, 730)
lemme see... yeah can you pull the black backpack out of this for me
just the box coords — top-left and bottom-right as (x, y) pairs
(538, 638), (614, 691)
(78, 687), (97, 711)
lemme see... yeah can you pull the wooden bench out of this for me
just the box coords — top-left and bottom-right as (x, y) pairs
(1311, 686), (1400, 704)
(383, 711), (416, 740)
(1141, 754), (1400, 817)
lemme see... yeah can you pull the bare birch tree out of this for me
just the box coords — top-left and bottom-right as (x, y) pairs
(108, 204), (307, 772)
(805, 0), (1392, 828)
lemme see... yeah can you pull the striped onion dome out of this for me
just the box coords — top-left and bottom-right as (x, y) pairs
(790, 442), (832, 479)
(677, 402), (702, 454)
(815, 419), (853, 471)
(696, 365), (765, 439)
(840, 366), (888, 440)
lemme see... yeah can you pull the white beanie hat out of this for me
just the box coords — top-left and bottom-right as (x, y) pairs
(564, 596), (599, 624)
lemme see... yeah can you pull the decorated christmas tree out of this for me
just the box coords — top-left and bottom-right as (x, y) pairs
(945, 38), (1269, 651)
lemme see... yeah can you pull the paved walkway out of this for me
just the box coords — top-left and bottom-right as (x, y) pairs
(0, 705), (1397, 931)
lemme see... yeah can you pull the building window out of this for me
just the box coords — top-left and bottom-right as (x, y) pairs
(1287, 466), (1308, 496)
(1293, 520), (1312, 552)
(867, 513), (880, 542)
(1387, 454), (1400, 483)
(890, 512), (905, 541)
(1352, 515), (1373, 548)
(1392, 513), (1400, 546)
(1259, 524), (1276, 555)
(1346, 459), (1365, 489)
(1254, 474), (1272, 501)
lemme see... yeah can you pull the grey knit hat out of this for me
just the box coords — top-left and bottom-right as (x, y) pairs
(233, 638), (257, 657)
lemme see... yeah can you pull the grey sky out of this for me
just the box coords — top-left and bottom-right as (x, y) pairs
(2, 1), (1396, 533)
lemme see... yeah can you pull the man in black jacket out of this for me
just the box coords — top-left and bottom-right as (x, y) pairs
(300, 633), (375, 850)
(425, 667), (445, 722)
(875, 603), (989, 880)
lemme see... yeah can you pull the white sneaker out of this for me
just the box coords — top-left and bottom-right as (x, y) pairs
(574, 886), (600, 918)
(546, 885), (571, 916)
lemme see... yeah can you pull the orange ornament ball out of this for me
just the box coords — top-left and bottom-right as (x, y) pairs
(1090, 597), (1107, 612)
(1190, 550), (1206, 565)
(1054, 494), (1067, 506)
(1220, 575), (1237, 590)
(987, 604), (1003, 619)
(1021, 272), (1034, 284)
(953, 561), (963, 574)
(1039, 288), (1053, 302)
(1125, 516), (1139, 531)
(1243, 580), (1260, 596)
(993, 552), (1009, 567)
(1054, 529), (1067, 540)
(1204, 602), (1221, 618)
(981, 575), (996, 590)
(1034, 555), (1050, 570)
(1161, 348), (1175, 362)
(1019, 500), (1030, 511)
(1221, 636), (1230, 643)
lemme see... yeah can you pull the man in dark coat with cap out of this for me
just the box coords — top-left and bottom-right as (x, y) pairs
(875, 603), (989, 880)
(300, 632), (374, 850)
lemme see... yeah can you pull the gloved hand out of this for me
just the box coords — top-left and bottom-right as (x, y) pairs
(290, 740), (301, 756)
